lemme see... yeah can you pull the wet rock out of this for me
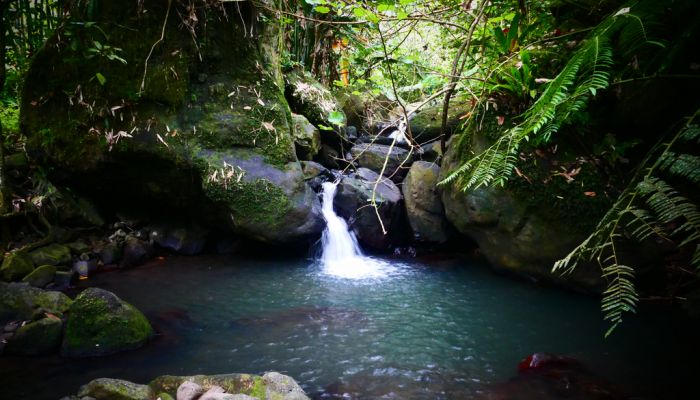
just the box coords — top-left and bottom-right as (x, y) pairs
(291, 113), (321, 160)
(334, 168), (406, 249)
(157, 394), (174, 400)
(318, 144), (341, 169)
(120, 237), (152, 268)
(99, 241), (123, 265)
(4, 316), (63, 355)
(78, 378), (152, 400)
(403, 161), (450, 243)
(177, 381), (204, 400)
(0, 282), (72, 323)
(21, 264), (56, 288)
(301, 160), (329, 181)
(150, 225), (208, 256)
(61, 288), (153, 357)
(482, 353), (623, 400)
(1, 252), (35, 281)
(29, 244), (71, 267)
(349, 143), (412, 178)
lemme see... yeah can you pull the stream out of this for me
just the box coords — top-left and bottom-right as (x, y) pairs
(0, 253), (698, 399)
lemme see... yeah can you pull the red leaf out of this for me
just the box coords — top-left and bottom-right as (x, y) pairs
(497, 116), (505, 126)
(584, 191), (597, 197)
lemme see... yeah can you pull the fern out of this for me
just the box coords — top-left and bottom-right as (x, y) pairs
(554, 113), (700, 335)
(441, 6), (657, 190)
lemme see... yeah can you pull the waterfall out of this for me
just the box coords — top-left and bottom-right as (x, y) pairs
(320, 181), (364, 270)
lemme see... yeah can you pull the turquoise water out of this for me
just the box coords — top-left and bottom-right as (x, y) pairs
(0, 254), (697, 399)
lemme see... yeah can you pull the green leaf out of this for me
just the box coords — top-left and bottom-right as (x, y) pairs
(327, 111), (345, 127)
(318, 124), (334, 131)
(315, 6), (330, 14)
(95, 72), (107, 86)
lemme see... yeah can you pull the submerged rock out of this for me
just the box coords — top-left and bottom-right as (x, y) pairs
(4, 316), (63, 355)
(0, 252), (35, 281)
(333, 168), (406, 249)
(61, 288), (153, 357)
(78, 378), (152, 400)
(403, 161), (450, 243)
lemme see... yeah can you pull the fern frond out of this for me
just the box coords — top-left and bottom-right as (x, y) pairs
(441, 6), (651, 190)
(659, 152), (700, 183)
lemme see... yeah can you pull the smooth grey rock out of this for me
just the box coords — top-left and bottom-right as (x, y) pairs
(120, 237), (151, 268)
(263, 372), (309, 400)
(5, 317), (62, 355)
(28, 244), (71, 267)
(177, 381), (204, 400)
(403, 161), (450, 243)
(349, 143), (412, 178)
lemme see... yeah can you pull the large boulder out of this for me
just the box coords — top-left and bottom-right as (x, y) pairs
(403, 161), (450, 243)
(78, 378), (152, 400)
(150, 224), (208, 255)
(439, 132), (610, 291)
(4, 316), (63, 355)
(21, 1), (322, 244)
(349, 143), (412, 179)
(61, 288), (153, 357)
(0, 282), (72, 323)
(0, 251), (35, 281)
(334, 168), (406, 250)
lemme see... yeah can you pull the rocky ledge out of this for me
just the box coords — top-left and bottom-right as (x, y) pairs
(60, 372), (309, 400)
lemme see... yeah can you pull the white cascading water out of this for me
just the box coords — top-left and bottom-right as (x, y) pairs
(319, 180), (397, 279)
(320, 181), (364, 269)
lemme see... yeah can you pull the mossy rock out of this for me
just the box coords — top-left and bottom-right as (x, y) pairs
(150, 372), (308, 400)
(29, 244), (72, 267)
(201, 150), (323, 243)
(61, 288), (153, 357)
(5, 317), (63, 355)
(409, 98), (471, 142)
(78, 378), (152, 400)
(439, 130), (609, 291)
(291, 113), (321, 160)
(0, 252), (35, 281)
(284, 70), (346, 137)
(20, 2), (322, 244)
(0, 282), (72, 323)
(21, 264), (56, 288)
